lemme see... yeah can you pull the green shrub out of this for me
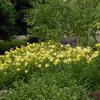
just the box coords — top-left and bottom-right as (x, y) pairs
(25, 0), (64, 41)
(0, 40), (11, 51)
(0, 39), (27, 53)
(11, 39), (27, 47)
(25, 0), (100, 44)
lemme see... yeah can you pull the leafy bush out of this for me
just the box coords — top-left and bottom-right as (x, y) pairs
(25, 0), (100, 44)
(25, 0), (64, 41)
(0, 40), (11, 51)
(0, 39), (27, 55)
(11, 39), (27, 47)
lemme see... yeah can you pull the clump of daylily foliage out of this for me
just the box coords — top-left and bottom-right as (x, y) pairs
(0, 41), (100, 73)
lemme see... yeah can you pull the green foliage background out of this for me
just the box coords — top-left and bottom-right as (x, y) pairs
(0, 0), (100, 43)
(0, 0), (16, 39)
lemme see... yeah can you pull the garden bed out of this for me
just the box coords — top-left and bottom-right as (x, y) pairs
(0, 41), (100, 99)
